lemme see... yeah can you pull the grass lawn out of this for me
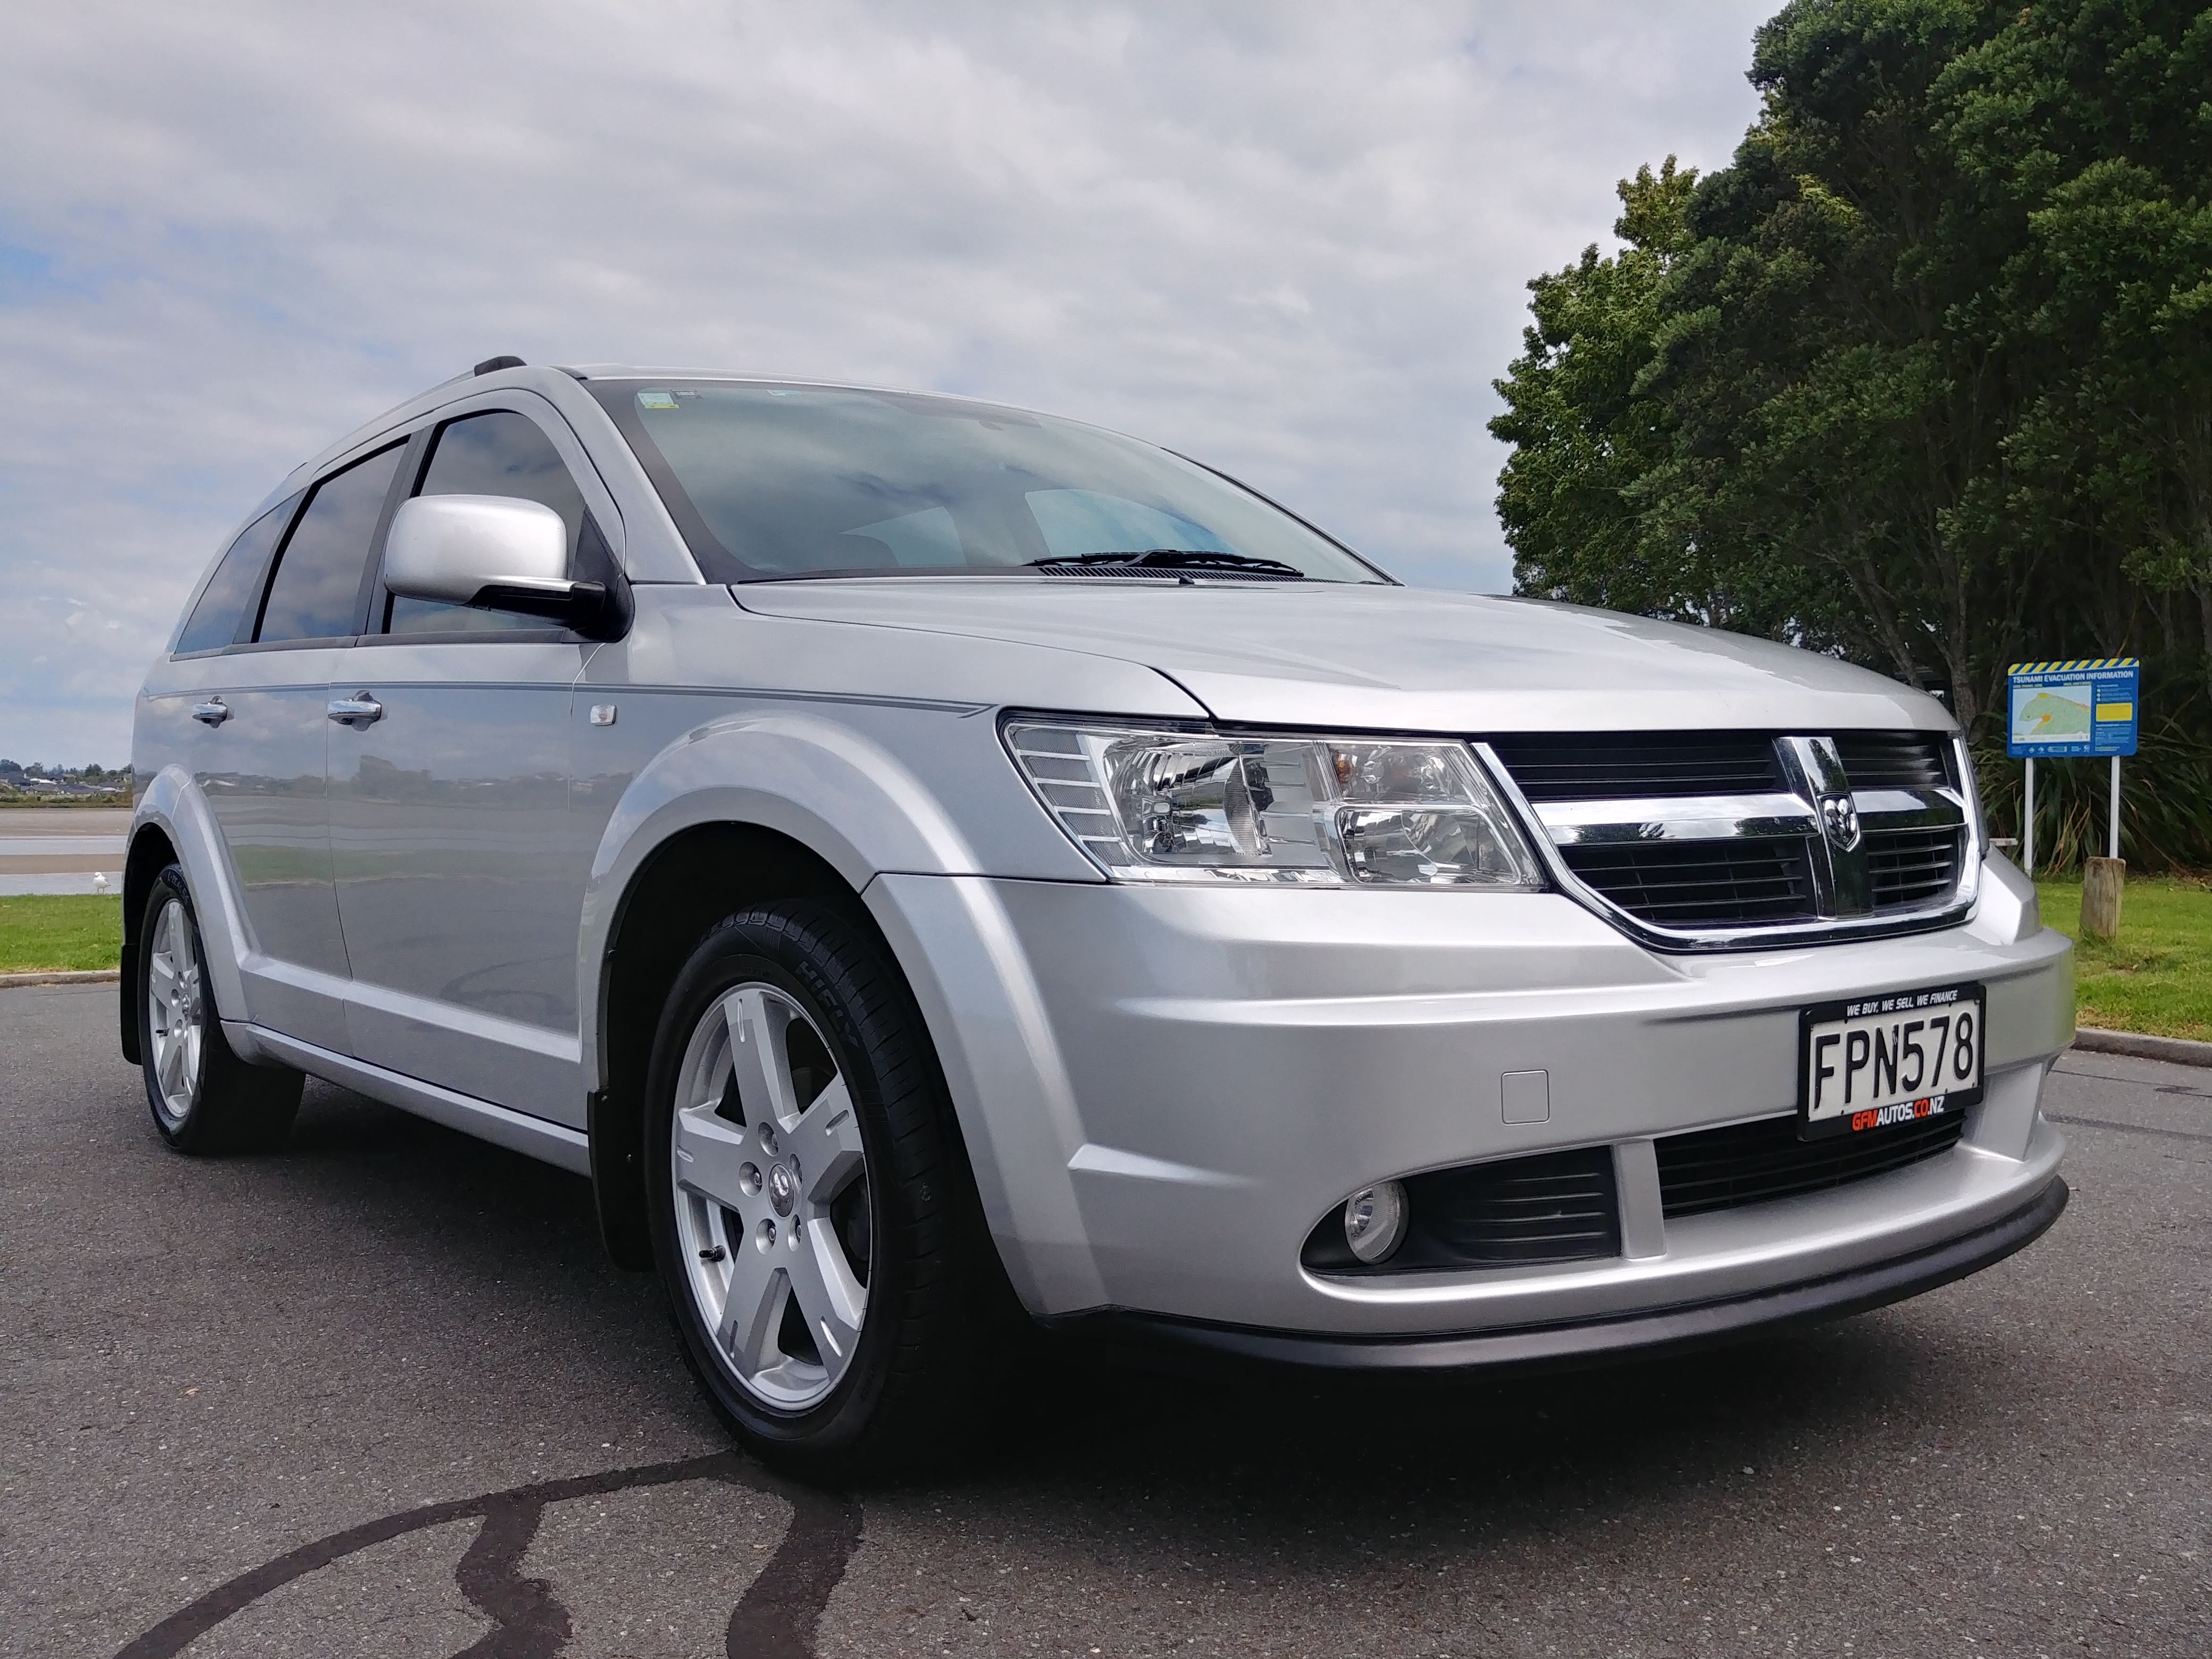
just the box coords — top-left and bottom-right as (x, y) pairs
(0, 895), (124, 974)
(2036, 873), (2212, 1043)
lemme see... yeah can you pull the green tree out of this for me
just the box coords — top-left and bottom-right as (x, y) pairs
(1491, 0), (2212, 862)
(1944, 1), (2212, 686)
(1642, 0), (2032, 723)
(1492, 160), (1704, 619)
(1510, 0), (2212, 706)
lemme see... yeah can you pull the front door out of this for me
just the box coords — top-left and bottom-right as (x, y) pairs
(329, 403), (612, 1126)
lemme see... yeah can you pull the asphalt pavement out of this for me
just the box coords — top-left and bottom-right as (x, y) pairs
(2, 980), (2206, 1657)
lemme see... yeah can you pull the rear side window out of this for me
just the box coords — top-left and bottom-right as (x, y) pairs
(387, 411), (586, 635)
(256, 444), (405, 643)
(174, 496), (296, 655)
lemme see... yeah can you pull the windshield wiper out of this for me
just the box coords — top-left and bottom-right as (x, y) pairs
(1025, 548), (1306, 579)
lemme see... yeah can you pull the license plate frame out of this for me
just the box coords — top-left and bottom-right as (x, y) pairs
(1797, 982), (1985, 1141)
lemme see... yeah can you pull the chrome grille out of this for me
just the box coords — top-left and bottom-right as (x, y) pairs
(1867, 826), (1964, 911)
(1559, 839), (1816, 927)
(1485, 733), (1783, 802)
(1484, 730), (1974, 944)
(1834, 732), (1949, 790)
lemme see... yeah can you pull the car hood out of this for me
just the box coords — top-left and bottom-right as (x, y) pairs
(731, 580), (1952, 733)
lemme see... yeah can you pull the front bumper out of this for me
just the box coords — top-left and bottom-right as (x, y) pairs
(1048, 1176), (2067, 1375)
(867, 865), (2073, 1340)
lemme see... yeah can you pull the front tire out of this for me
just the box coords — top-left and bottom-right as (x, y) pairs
(644, 900), (982, 1480)
(137, 866), (302, 1154)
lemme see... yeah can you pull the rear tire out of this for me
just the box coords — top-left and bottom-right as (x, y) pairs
(644, 899), (986, 1481)
(137, 866), (302, 1154)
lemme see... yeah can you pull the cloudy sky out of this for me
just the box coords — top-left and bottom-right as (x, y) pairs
(0, 1), (1773, 765)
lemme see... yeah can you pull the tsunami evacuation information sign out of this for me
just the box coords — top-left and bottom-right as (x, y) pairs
(2006, 657), (2139, 873)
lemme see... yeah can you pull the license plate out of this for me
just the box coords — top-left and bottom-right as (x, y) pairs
(1798, 982), (1984, 1141)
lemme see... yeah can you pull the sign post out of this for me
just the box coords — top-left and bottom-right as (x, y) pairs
(2109, 755), (2122, 860)
(2006, 657), (2139, 934)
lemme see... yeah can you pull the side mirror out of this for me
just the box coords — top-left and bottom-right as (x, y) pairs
(384, 495), (625, 639)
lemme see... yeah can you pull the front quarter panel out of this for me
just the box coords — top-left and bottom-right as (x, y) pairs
(572, 585), (1210, 1097)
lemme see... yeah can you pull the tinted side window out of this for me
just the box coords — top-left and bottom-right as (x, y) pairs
(387, 411), (586, 635)
(256, 445), (405, 643)
(175, 496), (297, 655)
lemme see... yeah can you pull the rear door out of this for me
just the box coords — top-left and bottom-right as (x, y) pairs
(328, 395), (614, 1125)
(195, 441), (406, 1051)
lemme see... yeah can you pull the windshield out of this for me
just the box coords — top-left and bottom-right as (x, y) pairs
(589, 380), (1387, 584)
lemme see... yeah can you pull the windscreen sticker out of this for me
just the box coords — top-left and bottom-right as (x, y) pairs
(636, 390), (678, 410)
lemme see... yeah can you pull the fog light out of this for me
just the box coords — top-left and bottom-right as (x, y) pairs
(1343, 1181), (1407, 1264)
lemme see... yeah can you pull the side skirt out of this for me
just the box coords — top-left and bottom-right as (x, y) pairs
(230, 1022), (592, 1176)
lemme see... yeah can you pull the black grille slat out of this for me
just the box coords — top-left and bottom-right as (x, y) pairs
(1487, 734), (1785, 802)
(1302, 1148), (1621, 1273)
(1865, 827), (1963, 910)
(1837, 732), (1950, 791)
(1655, 1113), (1963, 1218)
(1560, 839), (1817, 927)
(1403, 1148), (1621, 1267)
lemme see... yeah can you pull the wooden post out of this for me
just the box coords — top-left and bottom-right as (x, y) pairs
(2081, 854), (2125, 942)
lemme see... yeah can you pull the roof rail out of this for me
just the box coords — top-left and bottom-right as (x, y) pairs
(473, 354), (526, 375)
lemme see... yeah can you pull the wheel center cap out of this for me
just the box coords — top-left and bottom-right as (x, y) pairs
(768, 1163), (797, 1217)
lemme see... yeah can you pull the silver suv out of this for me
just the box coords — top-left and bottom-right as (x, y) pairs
(128, 359), (2073, 1476)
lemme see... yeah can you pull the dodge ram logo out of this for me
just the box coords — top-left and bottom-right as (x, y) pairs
(1819, 793), (1862, 853)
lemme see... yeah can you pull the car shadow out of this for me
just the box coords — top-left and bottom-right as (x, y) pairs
(268, 1077), (1977, 1533)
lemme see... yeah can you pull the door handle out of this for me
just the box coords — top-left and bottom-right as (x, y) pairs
(326, 693), (384, 727)
(191, 698), (231, 727)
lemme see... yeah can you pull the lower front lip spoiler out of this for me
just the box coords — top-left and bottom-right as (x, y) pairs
(1042, 1176), (2068, 1380)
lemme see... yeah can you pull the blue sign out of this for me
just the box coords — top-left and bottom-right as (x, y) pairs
(2006, 658), (2139, 758)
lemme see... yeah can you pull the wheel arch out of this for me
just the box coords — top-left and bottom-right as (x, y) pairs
(587, 818), (921, 1271)
(118, 822), (179, 1063)
(121, 769), (254, 1066)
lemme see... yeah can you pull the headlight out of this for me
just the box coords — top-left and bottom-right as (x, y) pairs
(1003, 719), (1544, 889)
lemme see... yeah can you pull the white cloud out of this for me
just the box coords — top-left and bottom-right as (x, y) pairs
(0, 0), (1771, 761)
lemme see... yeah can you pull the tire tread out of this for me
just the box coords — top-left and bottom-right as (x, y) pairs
(137, 866), (302, 1155)
(645, 898), (993, 1479)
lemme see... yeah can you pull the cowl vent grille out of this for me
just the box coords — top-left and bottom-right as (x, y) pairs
(1030, 561), (1301, 582)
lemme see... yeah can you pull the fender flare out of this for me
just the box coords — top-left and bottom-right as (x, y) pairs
(576, 708), (984, 1094)
(577, 711), (1011, 1272)
(125, 767), (258, 1043)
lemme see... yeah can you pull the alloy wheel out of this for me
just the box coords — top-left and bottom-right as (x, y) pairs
(145, 895), (205, 1127)
(671, 982), (873, 1411)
